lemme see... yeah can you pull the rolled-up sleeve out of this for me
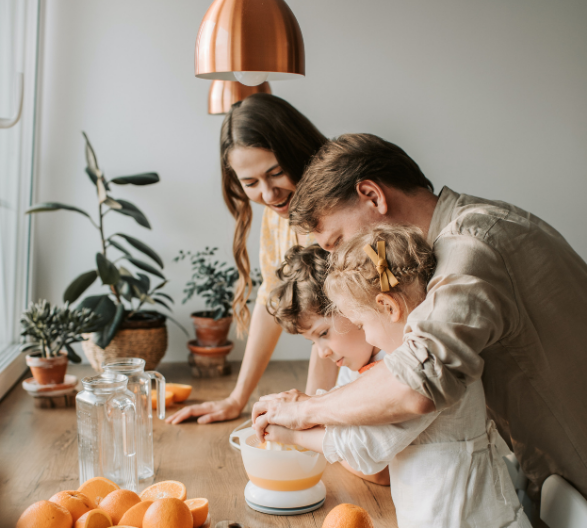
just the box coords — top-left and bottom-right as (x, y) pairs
(322, 413), (440, 474)
(386, 233), (520, 411)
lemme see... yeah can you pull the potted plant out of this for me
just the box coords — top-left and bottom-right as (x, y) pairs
(176, 247), (261, 348)
(20, 300), (100, 385)
(26, 133), (185, 371)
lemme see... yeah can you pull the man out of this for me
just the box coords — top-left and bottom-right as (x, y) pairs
(252, 133), (587, 499)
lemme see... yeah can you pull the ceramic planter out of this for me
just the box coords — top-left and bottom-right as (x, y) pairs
(190, 311), (232, 347)
(26, 351), (68, 385)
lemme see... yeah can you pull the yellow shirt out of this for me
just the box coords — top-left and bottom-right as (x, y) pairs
(256, 207), (316, 306)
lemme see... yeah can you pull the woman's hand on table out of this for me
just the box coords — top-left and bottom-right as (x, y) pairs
(165, 395), (243, 425)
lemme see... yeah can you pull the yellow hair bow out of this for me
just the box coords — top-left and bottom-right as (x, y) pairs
(363, 241), (399, 292)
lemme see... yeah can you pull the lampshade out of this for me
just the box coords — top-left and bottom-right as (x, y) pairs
(195, 0), (305, 86)
(208, 80), (272, 115)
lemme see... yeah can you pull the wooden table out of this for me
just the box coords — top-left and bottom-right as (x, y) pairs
(0, 361), (397, 527)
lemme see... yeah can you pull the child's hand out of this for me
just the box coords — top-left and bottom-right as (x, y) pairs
(264, 425), (296, 445)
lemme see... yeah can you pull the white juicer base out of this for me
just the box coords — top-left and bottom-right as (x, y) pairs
(244, 480), (326, 515)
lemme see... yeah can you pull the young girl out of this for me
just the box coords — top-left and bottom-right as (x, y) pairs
(264, 226), (531, 528)
(267, 244), (390, 485)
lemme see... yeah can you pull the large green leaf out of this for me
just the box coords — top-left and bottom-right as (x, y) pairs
(97, 303), (125, 348)
(64, 342), (82, 364)
(154, 292), (174, 304)
(26, 202), (91, 218)
(112, 199), (151, 229)
(113, 233), (163, 268)
(126, 257), (165, 279)
(63, 270), (98, 303)
(96, 253), (120, 285)
(153, 298), (171, 311)
(79, 295), (117, 327)
(108, 239), (131, 256)
(109, 173), (160, 186)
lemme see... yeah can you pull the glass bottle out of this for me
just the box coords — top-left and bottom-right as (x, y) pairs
(76, 373), (138, 491)
(102, 358), (165, 482)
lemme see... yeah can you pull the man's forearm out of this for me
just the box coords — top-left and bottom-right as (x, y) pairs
(301, 362), (435, 427)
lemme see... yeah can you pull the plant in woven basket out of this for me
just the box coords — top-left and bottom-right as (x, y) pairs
(176, 247), (261, 320)
(20, 299), (101, 362)
(26, 133), (185, 349)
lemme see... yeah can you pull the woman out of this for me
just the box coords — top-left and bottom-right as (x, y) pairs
(167, 94), (338, 424)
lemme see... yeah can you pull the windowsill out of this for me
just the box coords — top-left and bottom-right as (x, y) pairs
(0, 345), (27, 401)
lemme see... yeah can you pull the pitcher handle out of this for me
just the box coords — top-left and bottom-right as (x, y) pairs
(229, 419), (252, 451)
(146, 371), (166, 420)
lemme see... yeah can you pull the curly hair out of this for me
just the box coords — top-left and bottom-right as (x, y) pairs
(325, 225), (436, 316)
(266, 244), (330, 334)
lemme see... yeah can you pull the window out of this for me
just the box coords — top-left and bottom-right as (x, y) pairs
(0, 0), (40, 399)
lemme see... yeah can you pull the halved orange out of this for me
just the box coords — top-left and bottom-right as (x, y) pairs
(140, 480), (187, 501)
(166, 383), (192, 402)
(151, 390), (174, 410)
(185, 498), (209, 528)
(118, 500), (153, 526)
(74, 508), (112, 528)
(78, 477), (119, 506)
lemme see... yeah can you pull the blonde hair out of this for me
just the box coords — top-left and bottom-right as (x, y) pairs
(325, 225), (436, 315)
(266, 244), (330, 334)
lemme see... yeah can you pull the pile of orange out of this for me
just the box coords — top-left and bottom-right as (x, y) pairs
(322, 503), (374, 528)
(151, 383), (192, 410)
(16, 477), (209, 528)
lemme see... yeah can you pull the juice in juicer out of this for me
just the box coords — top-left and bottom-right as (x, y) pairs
(230, 422), (327, 515)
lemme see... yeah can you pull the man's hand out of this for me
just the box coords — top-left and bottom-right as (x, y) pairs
(165, 396), (243, 425)
(252, 390), (315, 442)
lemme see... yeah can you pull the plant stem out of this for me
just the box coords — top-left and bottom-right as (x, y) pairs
(99, 197), (122, 305)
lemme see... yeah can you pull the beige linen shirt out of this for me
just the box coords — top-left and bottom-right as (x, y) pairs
(385, 187), (587, 498)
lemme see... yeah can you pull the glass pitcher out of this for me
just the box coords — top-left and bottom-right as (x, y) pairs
(76, 373), (138, 491)
(102, 358), (165, 482)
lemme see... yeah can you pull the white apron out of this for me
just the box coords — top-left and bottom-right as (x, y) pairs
(390, 421), (532, 528)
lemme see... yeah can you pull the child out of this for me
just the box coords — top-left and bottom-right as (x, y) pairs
(265, 226), (531, 528)
(267, 244), (390, 485)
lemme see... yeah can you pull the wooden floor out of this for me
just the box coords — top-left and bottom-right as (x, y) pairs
(0, 361), (397, 528)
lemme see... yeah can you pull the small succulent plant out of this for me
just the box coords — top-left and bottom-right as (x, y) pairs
(20, 300), (101, 362)
(176, 247), (262, 320)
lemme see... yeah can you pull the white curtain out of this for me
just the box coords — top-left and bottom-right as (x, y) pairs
(0, 0), (35, 360)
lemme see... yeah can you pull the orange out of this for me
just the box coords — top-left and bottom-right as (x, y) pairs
(16, 500), (73, 528)
(184, 498), (209, 527)
(166, 383), (192, 402)
(49, 490), (96, 522)
(98, 489), (141, 525)
(151, 389), (174, 409)
(117, 500), (153, 527)
(140, 480), (187, 501)
(322, 503), (374, 528)
(143, 498), (192, 528)
(78, 477), (120, 506)
(74, 509), (112, 528)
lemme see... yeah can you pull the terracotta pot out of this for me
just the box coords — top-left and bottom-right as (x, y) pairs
(190, 312), (232, 347)
(187, 339), (234, 357)
(26, 352), (68, 385)
(81, 311), (168, 372)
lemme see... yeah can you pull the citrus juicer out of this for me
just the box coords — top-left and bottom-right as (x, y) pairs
(230, 421), (327, 515)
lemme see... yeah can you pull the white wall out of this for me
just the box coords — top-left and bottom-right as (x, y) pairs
(33, 0), (587, 363)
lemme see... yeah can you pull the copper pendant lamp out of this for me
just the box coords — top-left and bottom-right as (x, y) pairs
(208, 80), (272, 114)
(195, 0), (305, 86)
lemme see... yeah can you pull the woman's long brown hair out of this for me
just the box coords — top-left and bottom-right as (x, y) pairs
(220, 93), (327, 335)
